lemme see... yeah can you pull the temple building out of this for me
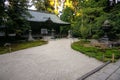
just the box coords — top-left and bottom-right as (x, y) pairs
(26, 10), (70, 38)
(0, 10), (70, 40)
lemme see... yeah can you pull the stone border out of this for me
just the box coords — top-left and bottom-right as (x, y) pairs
(77, 61), (111, 80)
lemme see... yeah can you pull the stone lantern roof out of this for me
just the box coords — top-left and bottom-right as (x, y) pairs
(102, 20), (110, 27)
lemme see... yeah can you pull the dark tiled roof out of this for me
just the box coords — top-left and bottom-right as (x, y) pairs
(27, 10), (70, 25)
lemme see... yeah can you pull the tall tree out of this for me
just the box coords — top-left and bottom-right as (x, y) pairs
(0, 0), (31, 42)
(1, 0), (31, 35)
(107, 3), (120, 39)
(60, 7), (74, 22)
(71, 0), (108, 38)
(0, 0), (5, 25)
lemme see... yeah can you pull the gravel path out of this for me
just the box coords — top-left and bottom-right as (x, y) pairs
(0, 39), (103, 80)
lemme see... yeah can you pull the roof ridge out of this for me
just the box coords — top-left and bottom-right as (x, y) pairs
(28, 10), (56, 15)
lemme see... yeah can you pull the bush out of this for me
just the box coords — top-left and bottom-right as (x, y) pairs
(92, 34), (99, 39)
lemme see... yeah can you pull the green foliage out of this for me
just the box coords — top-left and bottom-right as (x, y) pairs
(0, 0), (4, 25)
(60, 26), (70, 36)
(80, 26), (89, 39)
(92, 34), (99, 39)
(72, 26), (81, 37)
(65, 0), (109, 39)
(9, 0), (31, 32)
(60, 7), (74, 35)
(34, 0), (46, 11)
(71, 41), (120, 62)
(107, 3), (120, 39)
(0, 0), (31, 35)
(60, 7), (74, 22)
(95, 0), (108, 7)
(77, 7), (106, 39)
(71, 17), (81, 37)
(33, 0), (54, 13)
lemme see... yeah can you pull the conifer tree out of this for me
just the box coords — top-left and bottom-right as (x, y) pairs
(0, 0), (31, 35)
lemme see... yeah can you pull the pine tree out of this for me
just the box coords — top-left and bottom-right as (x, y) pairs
(0, 0), (31, 35)
(0, 0), (6, 25)
(8, 0), (31, 33)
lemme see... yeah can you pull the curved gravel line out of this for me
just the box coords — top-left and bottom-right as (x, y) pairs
(0, 38), (103, 80)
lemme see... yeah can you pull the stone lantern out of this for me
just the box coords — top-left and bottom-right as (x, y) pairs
(51, 29), (55, 39)
(102, 20), (111, 44)
(102, 20), (111, 32)
(28, 30), (35, 41)
(67, 30), (72, 38)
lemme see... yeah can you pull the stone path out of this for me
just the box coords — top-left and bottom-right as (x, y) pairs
(85, 59), (120, 80)
(107, 60), (120, 80)
(0, 39), (102, 80)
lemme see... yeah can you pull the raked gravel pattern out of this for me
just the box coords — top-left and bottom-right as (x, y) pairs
(0, 38), (103, 80)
